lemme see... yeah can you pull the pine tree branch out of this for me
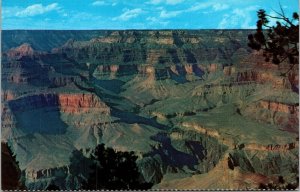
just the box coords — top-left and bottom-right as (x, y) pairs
(279, 2), (286, 18)
(270, 9), (295, 26)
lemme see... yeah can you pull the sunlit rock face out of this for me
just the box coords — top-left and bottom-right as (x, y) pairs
(1, 30), (298, 190)
(5, 43), (35, 59)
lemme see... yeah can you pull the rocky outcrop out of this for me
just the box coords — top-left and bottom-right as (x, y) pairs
(139, 130), (228, 184)
(228, 148), (299, 178)
(2, 90), (16, 101)
(5, 43), (35, 59)
(25, 166), (70, 182)
(244, 100), (299, 133)
(181, 122), (221, 139)
(181, 122), (298, 152)
(49, 76), (78, 88)
(223, 66), (236, 76)
(1, 104), (17, 140)
(2, 57), (51, 87)
(259, 100), (299, 115)
(1, 104), (15, 126)
(235, 70), (291, 89)
(237, 49), (299, 90)
(2, 92), (110, 139)
(58, 93), (109, 114)
(243, 142), (298, 152)
(138, 156), (165, 184)
(8, 93), (110, 115)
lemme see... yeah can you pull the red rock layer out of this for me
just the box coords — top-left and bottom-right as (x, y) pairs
(58, 93), (109, 114)
(259, 100), (299, 115)
(6, 43), (34, 59)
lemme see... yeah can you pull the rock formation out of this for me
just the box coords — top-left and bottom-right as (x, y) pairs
(1, 30), (298, 190)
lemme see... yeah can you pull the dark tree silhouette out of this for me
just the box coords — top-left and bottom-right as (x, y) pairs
(46, 183), (60, 190)
(1, 142), (26, 190)
(248, 6), (299, 75)
(65, 149), (93, 189)
(81, 144), (153, 190)
(258, 175), (299, 190)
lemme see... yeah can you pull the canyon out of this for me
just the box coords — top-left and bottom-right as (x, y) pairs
(1, 30), (299, 190)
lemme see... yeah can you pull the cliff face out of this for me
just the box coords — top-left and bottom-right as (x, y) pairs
(2, 92), (110, 138)
(1, 30), (298, 190)
(59, 93), (109, 114)
(2, 90), (16, 101)
(53, 30), (251, 67)
(243, 100), (299, 133)
(8, 93), (109, 114)
(5, 43), (35, 59)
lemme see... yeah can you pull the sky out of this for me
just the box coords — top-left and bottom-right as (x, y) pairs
(2, 0), (299, 29)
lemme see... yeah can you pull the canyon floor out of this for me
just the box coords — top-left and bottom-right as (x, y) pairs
(1, 30), (299, 190)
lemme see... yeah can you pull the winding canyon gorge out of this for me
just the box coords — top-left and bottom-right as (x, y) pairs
(1, 30), (299, 190)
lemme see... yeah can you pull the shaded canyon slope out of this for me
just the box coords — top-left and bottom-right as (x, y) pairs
(1, 30), (299, 190)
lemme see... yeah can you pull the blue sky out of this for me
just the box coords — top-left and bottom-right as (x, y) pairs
(2, 0), (299, 29)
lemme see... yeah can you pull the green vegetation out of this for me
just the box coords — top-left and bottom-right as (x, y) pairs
(248, 7), (299, 75)
(70, 144), (153, 190)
